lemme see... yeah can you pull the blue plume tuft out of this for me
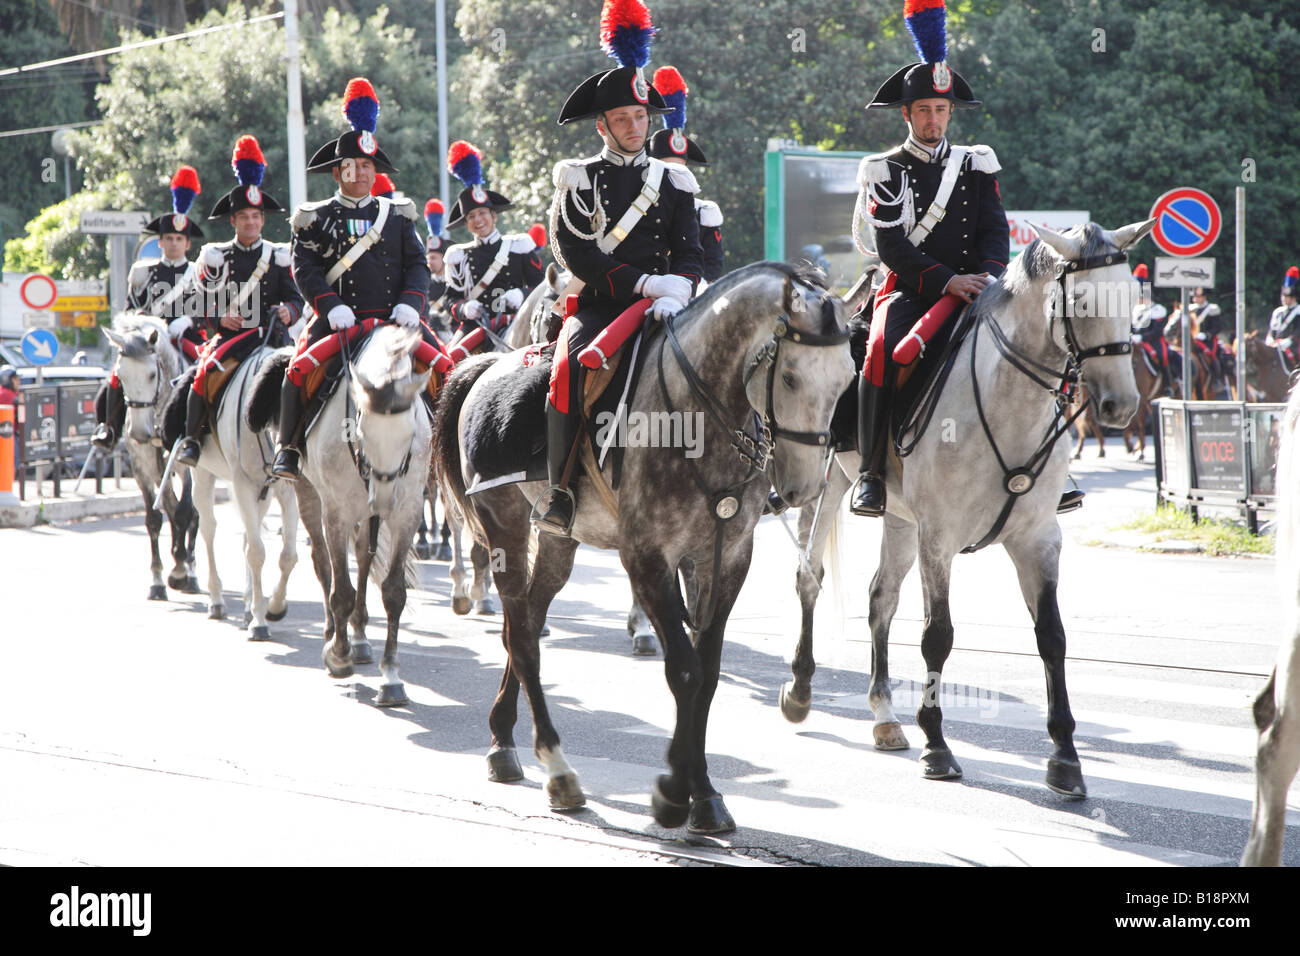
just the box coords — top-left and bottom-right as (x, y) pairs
(906, 5), (947, 64)
(661, 90), (687, 130)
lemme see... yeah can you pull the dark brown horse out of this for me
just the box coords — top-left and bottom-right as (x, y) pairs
(1241, 329), (1293, 404)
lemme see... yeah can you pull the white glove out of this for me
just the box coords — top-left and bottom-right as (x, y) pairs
(201, 245), (225, 270)
(327, 304), (357, 330)
(391, 303), (420, 328)
(460, 300), (484, 321)
(168, 316), (192, 338)
(650, 297), (685, 321)
(502, 288), (524, 311)
(640, 273), (692, 303)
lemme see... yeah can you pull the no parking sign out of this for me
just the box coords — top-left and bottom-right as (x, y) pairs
(1149, 187), (1221, 257)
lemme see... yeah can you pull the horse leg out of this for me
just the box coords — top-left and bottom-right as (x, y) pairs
(320, 514), (357, 679)
(470, 539), (496, 614)
(1243, 637), (1300, 865)
(296, 482), (336, 647)
(449, 514), (471, 615)
(627, 599), (657, 656)
(867, 513), (919, 751)
(235, 482), (270, 641)
(781, 462), (852, 721)
(180, 471), (201, 592)
(166, 473), (196, 592)
(376, 513), (422, 708)
(143, 483), (167, 601)
(415, 492), (433, 560)
(914, 537), (961, 780)
(1004, 526), (1086, 797)
(348, 525), (375, 667)
(436, 488), (453, 561)
(192, 469), (225, 620)
(266, 484), (298, 623)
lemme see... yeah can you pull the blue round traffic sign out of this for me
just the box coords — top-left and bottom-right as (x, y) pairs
(1149, 187), (1221, 257)
(21, 328), (59, 366)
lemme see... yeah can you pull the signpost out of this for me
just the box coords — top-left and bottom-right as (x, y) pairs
(79, 213), (147, 315)
(19, 274), (58, 311)
(20, 328), (59, 367)
(1150, 188), (1222, 401)
(1154, 256), (1215, 289)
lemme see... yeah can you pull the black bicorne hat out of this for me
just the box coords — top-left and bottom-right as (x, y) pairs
(444, 141), (513, 229)
(143, 165), (205, 238)
(646, 128), (707, 164)
(645, 65), (708, 164)
(559, 2), (671, 125)
(209, 135), (285, 218)
(868, 1), (979, 110)
(307, 78), (398, 176)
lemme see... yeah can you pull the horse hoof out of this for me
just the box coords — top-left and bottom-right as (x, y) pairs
(650, 775), (690, 829)
(688, 795), (736, 835)
(415, 541), (433, 560)
(247, 626), (271, 642)
(350, 642), (374, 666)
(183, 576), (202, 594)
(323, 649), (353, 679)
(920, 746), (963, 780)
(266, 606), (287, 622)
(208, 604), (225, 620)
(540, 624), (551, 637)
(376, 683), (408, 708)
(474, 598), (496, 615)
(243, 610), (253, 628)
(1046, 757), (1088, 799)
(487, 748), (524, 783)
(546, 773), (586, 812)
(167, 572), (188, 590)
(873, 721), (910, 751)
(148, 585), (168, 601)
(435, 543), (452, 562)
(451, 596), (472, 616)
(632, 633), (658, 656)
(779, 682), (811, 723)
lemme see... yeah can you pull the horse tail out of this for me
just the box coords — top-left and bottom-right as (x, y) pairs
(368, 520), (423, 589)
(432, 353), (498, 548)
(820, 499), (849, 644)
(161, 366), (196, 448)
(247, 348), (292, 431)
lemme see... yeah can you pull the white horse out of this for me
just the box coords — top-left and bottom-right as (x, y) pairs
(782, 220), (1150, 798)
(103, 315), (198, 600)
(1242, 381), (1300, 865)
(167, 344), (299, 639)
(292, 324), (431, 705)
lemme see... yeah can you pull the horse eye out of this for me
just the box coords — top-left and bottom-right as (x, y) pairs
(782, 371), (797, 390)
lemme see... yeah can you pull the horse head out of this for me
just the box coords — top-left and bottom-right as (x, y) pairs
(1029, 218), (1153, 428)
(105, 316), (170, 444)
(348, 325), (431, 519)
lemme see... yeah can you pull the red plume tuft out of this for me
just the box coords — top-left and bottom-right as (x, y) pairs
(170, 165), (200, 193)
(425, 198), (445, 215)
(652, 66), (687, 96)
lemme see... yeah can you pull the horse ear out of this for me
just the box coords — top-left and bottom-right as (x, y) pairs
(146, 328), (160, 349)
(1103, 218), (1156, 252)
(406, 369), (432, 404)
(103, 328), (125, 349)
(1030, 222), (1083, 262)
(349, 365), (372, 408)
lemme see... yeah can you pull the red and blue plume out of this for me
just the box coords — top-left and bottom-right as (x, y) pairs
(1133, 264), (1149, 282)
(600, 0), (654, 69)
(425, 199), (445, 236)
(342, 77), (380, 133)
(904, 0), (947, 65)
(370, 173), (395, 198)
(653, 66), (688, 130)
(1286, 266), (1300, 292)
(231, 135), (266, 187)
(447, 141), (483, 187)
(170, 165), (200, 215)
(528, 223), (547, 248)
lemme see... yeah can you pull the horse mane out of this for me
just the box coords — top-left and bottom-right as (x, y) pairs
(689, 261), (841, 337)
(970, 222), (1117, 322)
(353, 324), (423, 413)
(110, 311), (179, 366)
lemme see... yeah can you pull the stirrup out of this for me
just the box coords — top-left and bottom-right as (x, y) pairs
(1057, 488), (1085, 514)
(764, 491), (790, 516)
(530, 486), (576, 537)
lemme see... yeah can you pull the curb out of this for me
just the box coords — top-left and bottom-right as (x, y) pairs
(0, 483), (230, 529)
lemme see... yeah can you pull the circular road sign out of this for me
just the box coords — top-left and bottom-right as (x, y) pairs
(1149, 187), (1222, 257)
(19, 274), (58, 311)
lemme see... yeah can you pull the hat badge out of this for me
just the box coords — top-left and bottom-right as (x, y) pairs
(471, 185), (487, 204)
(670, 130), (687, 154)
(931, 62), (952, 93)
(631, 72), (649, 103)
(172, 214), (188, 232)
(246, 185), (261, 206)
(358, 131), (377, 155)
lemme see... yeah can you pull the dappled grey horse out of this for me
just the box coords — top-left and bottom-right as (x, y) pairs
(104, 315), (198, 600)
(1242, 379), (1300, 866)
(781, 220), (1151, 799)
(434, 262), (854, 831)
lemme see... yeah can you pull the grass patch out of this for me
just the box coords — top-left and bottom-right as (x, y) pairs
(1115, 506), (1273, 557)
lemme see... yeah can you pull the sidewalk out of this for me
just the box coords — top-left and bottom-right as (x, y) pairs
(0, 474), (227, 528)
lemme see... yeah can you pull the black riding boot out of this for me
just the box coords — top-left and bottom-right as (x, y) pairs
(272, 382), (306, 479)
(534, 401), (580, 536)
(176, 389), (205, 466)
(92, 382), (125, 450)
(850, 372), (891, 517)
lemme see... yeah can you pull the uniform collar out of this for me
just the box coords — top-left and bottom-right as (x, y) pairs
(903, 135), (948, 163)
(335, 190), (374, 209)
(473, 229), (502, 248)
(601, 145), (648, 167)
(161, 256), (188, 268)
(234, 237), (263, 253)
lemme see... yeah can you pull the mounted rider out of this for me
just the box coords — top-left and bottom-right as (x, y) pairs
(92, 165), (206, 452)
(1266, 266), (1300, 365)
(272, 77), (447, 480)
(424, 198), (451, 329)
(1188, 286), (1234, 387)
(646, 66), (724, 282)
(849, 0), (1009, 518)
(441, 140), (544, 354)
(1130, 263), (1180, 388)
(175, 135), (303, 467)
(536, 0), (705, 536)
